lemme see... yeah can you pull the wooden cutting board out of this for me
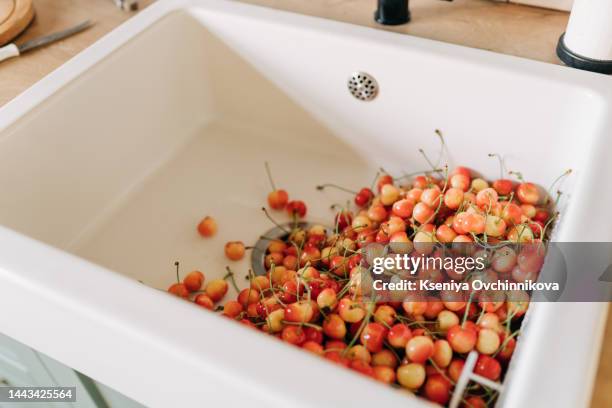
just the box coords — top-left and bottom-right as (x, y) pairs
(0, 0), (34, 46)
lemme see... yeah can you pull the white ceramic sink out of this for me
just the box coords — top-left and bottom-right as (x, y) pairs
(0, 0), (610, 407)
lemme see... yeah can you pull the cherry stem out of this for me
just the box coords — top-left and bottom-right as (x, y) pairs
(488, 153), (505, 180)
(224, 266), (240, 293)
(174, 261), (180, 283)
(261, 207), (290, 234)
(316, 183), (358, 195)
(546, 169), (572, 205)
(264, 162), (277, 191)
(418, 148), (438, 173)
(370, 170), (380, 191)
(508, 170), (524, 182)
(434, 129), (446, 169)
(462, 290), (476, 327)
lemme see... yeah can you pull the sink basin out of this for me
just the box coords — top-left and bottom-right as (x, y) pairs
(0, 0), (610, 406)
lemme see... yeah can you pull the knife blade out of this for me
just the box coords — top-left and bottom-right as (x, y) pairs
(0, 21), (94, 63)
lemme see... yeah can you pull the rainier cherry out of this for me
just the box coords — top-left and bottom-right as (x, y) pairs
(286, 200), (307, 218)
(372, 349), (398, 368)
(420, 187), (442, 208)
(493, 179), (513, 196)
(355, 187), (374, 207)
(194, 293), (214, 310)
(444, 188), (464, 210)
(338, 298), (365, 323)
(413, 202), (435, 224)
(397, 363), (426, 390)
(222, 300), (243, 318)
(436, 310), (459, 333)
(501, 202), (522, 225)
(392, 199), (414, 219)
(474, 355), (501, 381)
(432, 339), (453, 368)
(516, 182), (540, 205)
(281, 325), (306, 345)
(265, 162), (289, 210)
(377, 174), (393, 192)
(387, 324), (412, 348)
(405, 336), (434, 363)
(424, 374), (451, 405)
(463, 396), (487, 408)
(197, 216), (217, 237)
(450, 173), (470, 191)
(491, 246), (517, 274)
(268, 190), (289, 210)
(476, 328), (500, 355)
(373, 366), (396, 384)
(360, 323), (387, 353)
(285, 301), (315, 323)
(322, 314), (347, 339)
(447, 325), (477, 353)
(167, 283), (189, 298)
(476, 188), (498, 208)
(225, 241), (246, 261)
(470, 178), (489, 192)
(205, 279), (229, 302)
(183, 270), (205, 292)
(380, 184), (400, 206)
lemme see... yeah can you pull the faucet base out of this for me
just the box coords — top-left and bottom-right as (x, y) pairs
(557, 33), (612, 75)
(374, 0), (410, 25)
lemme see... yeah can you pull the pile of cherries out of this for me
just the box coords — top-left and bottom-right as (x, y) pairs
(167, 161), (559, 407)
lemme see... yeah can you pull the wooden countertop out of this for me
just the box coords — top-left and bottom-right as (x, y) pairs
(0, 1), (609, 407)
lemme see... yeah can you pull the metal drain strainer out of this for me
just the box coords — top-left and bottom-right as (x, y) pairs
(347, 72), (378, 101)
(251, 222), (314, 276)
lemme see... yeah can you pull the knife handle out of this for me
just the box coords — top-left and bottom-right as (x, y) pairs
(0, 44), (20, 63)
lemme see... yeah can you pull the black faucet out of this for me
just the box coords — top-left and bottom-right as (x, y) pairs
(375, 0), (452, 25)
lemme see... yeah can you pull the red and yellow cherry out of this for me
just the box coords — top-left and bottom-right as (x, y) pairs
(474, 355), (501, 381)
(222, 300), (243, 318)
(197, 216), (217, 237)
(360, 323), (387, 353)
(493, 179), (513, 196)
(397, 363), (426, 390)
(322, 314), (346, 339)
(392, 199), (414, 218)
(424, 374), (451, 405)
(286, 200), (307, 218)
(338, 298), (365, 323)
(316, 288), (338, 311)
(405, 335), (434, 363)
(205, 279), (229, 302)
(284, 301), (315, 323)
(432, 339), (453, 368)
(476, 187), (499, 208)
(447, 325), (477, 353)
(372, 349), (398, 368)
(194, 293), (214, 310)
(413, 202), (435, 224)
(420, 187), (442, 208)
(302, 341), (324, 355)
(373, 366), (396, 384)
(448, 359), (465, 383)
(387, 324), (412, 348)
(476, 328), (500, 355)
(268, 189), (289, 210)
(183, 270), (205, 292)
(516, 182), (540, 204)
(225, 241), (246, 261)
(167, 283), (189, 298)
(281, 325), (306, 345)
(373, 305), (396, 327)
